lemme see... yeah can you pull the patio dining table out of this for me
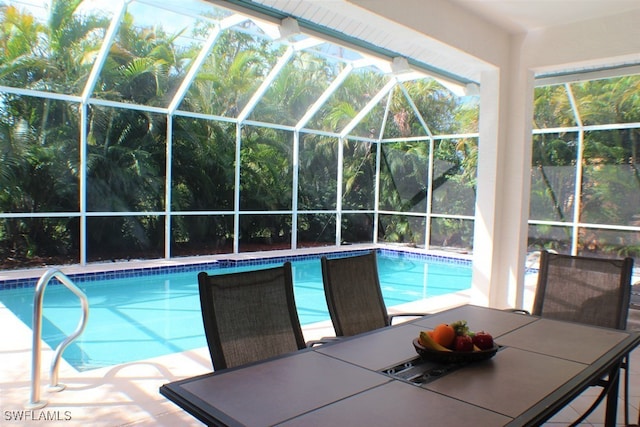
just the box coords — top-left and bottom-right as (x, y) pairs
(160, 304), (640, 426)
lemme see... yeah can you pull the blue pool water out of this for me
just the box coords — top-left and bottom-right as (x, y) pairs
(0, 251), (471, 370)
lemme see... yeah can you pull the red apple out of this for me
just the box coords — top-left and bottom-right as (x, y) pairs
(472, 331), (494, 350)
(454, 335), (474, 352)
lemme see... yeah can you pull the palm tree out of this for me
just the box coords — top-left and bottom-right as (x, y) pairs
(0, 1), (107, 262)
(84, 9), (195, 259)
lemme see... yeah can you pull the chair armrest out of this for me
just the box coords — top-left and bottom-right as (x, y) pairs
(504, 308), (531, 315)
(388, 312), (429, 324)
(630, 283), (640, 309)
(306, 336), (341, 347)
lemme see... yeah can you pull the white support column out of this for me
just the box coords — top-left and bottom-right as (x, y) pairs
(501, 44), (535, 310)
(471, 40), (535, 309)
(470, 69), (501, 307)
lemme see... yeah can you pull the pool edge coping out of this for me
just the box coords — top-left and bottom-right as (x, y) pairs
(0, 244), (473, 290)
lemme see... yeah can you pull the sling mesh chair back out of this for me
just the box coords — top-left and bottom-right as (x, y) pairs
(630, 282), (640, 328)
(197, 263), (307, 371)
(321, 250), (426, 337)
(533, 250), (634, 425)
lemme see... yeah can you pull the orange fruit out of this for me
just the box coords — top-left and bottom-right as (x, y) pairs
(432, 323), (456, 348)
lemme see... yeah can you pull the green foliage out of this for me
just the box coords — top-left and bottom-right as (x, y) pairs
(530, 79), (640, 257)
(0, 3), (481, 265)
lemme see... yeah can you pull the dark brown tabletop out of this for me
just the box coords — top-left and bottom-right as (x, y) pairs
(160, 304), (640, 427)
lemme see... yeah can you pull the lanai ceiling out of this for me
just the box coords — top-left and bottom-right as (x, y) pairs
(248, 0), (640, 34)
(449, 0), (640, 33)
(235, 0), (640, 83)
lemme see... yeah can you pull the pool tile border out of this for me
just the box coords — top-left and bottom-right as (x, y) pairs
(0, 248), (471, 291)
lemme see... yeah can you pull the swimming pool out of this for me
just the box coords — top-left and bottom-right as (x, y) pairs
(0, 250), (471, 371)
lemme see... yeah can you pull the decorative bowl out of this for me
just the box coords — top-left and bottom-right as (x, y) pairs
(412, 338), (499, 364)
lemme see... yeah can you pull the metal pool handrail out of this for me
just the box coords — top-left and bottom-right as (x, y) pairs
(27, 268), (89, 409)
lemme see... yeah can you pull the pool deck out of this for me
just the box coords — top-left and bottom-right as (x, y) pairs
(1, 246), (639, 426)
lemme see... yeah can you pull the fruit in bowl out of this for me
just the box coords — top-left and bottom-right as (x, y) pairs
(418, 330), (452, 352)
(431, 323), (456, 348)
(454, 334), (474, 352)
(414, 320), (498, 363)
(472, 331), (494, 350)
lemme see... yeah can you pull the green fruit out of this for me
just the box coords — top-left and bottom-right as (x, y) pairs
(450, 319), (471, 336)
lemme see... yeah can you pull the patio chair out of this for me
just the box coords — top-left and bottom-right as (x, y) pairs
(631, 282), (640, 310)
(524, 250), (634, 426)
(197, 263), (307, 371)
(321, 250), (427, 337)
